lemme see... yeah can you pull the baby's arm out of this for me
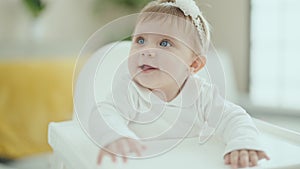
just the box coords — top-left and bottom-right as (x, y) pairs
(198, 82), (270, 168)
(215, 101), (269, 167)
(89, 97), (147, 165)
(89, 75), (146, 165)
(88, 94), (138, 147)
(215, 100), (270, 168)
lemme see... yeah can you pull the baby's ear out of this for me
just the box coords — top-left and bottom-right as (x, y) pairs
(190, 56), (206, 73)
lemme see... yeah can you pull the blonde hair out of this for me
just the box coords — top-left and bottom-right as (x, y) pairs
(137, 0), (210, 56)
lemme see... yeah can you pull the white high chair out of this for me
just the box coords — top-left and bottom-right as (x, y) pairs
(48, 41), (300, 169)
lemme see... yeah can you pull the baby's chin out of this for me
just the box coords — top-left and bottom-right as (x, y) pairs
(133, 77), (160, 90)
(134, 79), (151, 89)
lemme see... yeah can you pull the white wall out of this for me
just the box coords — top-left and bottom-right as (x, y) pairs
(199, 0), (251, 93)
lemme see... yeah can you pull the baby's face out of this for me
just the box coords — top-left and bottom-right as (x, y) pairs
(128, 19), (197, 90)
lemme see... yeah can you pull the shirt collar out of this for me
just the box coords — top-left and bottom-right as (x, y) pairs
(132, 75), (201, 108)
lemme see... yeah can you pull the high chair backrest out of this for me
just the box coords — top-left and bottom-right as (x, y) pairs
(72, 41), (131, 125)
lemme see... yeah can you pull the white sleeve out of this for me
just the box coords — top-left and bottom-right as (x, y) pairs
(197, 82), (265, 157)
(216, 101), (265, 157)
(88, 77), (139, 147)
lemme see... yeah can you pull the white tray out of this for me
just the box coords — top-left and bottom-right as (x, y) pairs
(48, 118), (300, 169)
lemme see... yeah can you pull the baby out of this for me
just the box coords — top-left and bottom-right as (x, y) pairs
(91, 0), (270, 168)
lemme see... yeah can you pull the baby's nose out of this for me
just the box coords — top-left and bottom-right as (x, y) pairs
(141, 51), (156, 57)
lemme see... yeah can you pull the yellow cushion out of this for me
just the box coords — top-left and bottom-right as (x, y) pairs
(0, 59), (74, 159)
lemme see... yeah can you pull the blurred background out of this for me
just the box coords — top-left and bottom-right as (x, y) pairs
(0, 0), (299, 169)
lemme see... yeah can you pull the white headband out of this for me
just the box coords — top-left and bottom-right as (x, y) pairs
(160, 0), (208, 54)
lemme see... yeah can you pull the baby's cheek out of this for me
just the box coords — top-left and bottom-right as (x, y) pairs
(159, 56), (189, 76)
(127, 54), (138, 73)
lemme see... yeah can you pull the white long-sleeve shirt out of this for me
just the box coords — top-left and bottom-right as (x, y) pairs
(88, 73), (264, 157)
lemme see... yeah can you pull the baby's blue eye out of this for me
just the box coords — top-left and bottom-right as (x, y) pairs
(137, 37), (144, 44)
(160, 40), (171, 47)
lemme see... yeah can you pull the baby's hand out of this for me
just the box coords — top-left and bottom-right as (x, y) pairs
(97, 137), (146, 165)
(224, 149), (270, 169)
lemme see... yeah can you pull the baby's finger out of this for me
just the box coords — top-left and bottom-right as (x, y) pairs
(257, 151), (270, 160)
(249, 150), (258, 167)
(97, 150), (105, 165)
(224, 154), (230, 164)
(239, 150), (249, 168)
(134, 141), (147, 155)
(230, 151), (239, 169)
(127, 140), (142, 157)
(109, 152), (117, 163)
(117, 140), (127, 163)
(107, 144), (118, 163)
(141, 143), (147, 150)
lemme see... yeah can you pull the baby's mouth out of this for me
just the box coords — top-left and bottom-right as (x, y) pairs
(139, 64), (159, 72)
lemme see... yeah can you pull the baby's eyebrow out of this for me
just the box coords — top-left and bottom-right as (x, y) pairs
(132, 33), (147, 37)
(158, 34), (181, 41)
